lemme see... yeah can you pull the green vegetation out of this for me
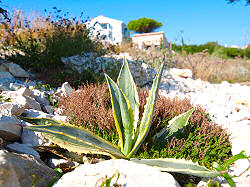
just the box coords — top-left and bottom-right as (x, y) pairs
(20, 58), (250, 186)
(171, 42), (250, 59)
(0, 95), (11, 102)
(228, 0), (250, 4)
(58, 82), (232, 169)
(127, 17), (162, 33)
(0, 8), (105, 88)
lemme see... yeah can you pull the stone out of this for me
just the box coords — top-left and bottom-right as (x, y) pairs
(21, 120), (52, 147)
(9, 82), (24, 91)
(53, 159), (180, 187)
(6, 142), (40, 159)
(15, 95), (42, 111)
(17, 87), (35, 98)
(0, 150), (58, 187)
(0, 72), (15, 83)
(33, 89), (50, 106)
(0, 102), (25, 116)
(1, 87), (35, 99)
(1, 62), (29, 78)
(0, 150), (20, 187)
(61, 82), (74, 96)
(53, 114), (68, 122)
(44, 105), (54, 114)
(167, 68), (192, 79)
(0, 83), (10, 91)
(22, 109), (54, 118)
(0, 115), (21, 141)
(46, 158), (77, 169)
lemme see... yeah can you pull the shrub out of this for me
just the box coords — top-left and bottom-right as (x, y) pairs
(136, 89), (232, 168)
(58, 83), (232, 168)
(2, 9), (105, 72)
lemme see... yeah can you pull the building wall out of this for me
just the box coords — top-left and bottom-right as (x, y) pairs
(87, 16), (127, 44)
(132, 32), (168, 49)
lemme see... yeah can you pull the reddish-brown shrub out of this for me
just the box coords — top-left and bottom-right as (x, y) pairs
(59, 83), (231, 167)
(59, 83), (115, 133)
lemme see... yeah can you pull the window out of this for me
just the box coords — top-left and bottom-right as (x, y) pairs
(100, 23), (108, 29)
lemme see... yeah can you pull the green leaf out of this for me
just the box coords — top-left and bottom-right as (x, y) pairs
(23, 122), (126, 159)
(105, 73), (134, 156)
(131, 158), (220, 178)
(19, 116), (61, 125)
(117, 57), (139, 138)
(128, 60), (165, 158)
(153, 108), (195, 142)
(214, 151), (250, 187)
(104, 74), (124, 151)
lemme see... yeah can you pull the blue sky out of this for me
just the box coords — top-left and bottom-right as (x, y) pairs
(4, 0), (250, 47)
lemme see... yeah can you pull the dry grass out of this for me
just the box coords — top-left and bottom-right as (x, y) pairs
(171, 51), (250, 83)
(119, 41), (168, 70)
(120, 41), (249, 83)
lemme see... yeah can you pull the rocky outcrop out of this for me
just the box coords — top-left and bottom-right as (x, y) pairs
(61, 53), (156, 87)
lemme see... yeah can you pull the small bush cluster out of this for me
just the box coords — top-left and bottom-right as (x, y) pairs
(137, 89), (232, 168)
(1, 8), (105, 77)
(59, 83), (232, 168)
(58, 83), (118, 144)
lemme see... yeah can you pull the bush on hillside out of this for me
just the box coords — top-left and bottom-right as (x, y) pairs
(58, 83), (232, 168)
(1, 9), (105, 72)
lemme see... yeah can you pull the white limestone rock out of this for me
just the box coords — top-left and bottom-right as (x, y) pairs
(0, 83), (11, 91)
(9, 82), (25, 91)
(15, 95), (41, 111)
(32, 89), (50, 106)
(61, 82), (74, 96)
(53, 159), (180, 187)
(1, 62), (29, 78)
(0, 150), (57, 187)
(0, 72), (15, 83)
(167, 68), (192, 79)
(22, 109), (54, 118)
(21, 121), (51, 147)
(0, 115), (21, 141)
(6, 142), (40, 159)
(0, 102), (25, 116)
(0, 150), (20, 187)
(46, 158), (78, 169)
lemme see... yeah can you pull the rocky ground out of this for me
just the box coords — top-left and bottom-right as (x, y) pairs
(0, 54), (249, 187)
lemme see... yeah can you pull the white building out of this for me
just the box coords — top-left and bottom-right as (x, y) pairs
(86, 15), (129, 44)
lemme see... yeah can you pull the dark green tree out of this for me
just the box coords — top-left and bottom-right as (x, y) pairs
(227, 0), (250, 4)
(127, 17), (162, 34)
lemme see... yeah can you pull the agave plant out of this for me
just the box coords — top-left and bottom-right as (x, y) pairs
(21, 57), (249, 186)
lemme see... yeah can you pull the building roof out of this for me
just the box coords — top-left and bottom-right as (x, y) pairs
(91, 15), (124, 24)
(133, 31), (165, 37)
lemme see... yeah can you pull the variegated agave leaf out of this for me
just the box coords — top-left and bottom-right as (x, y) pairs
(131, 158), (220, 178)
(103, 74), (134, 156)
(153, 108), (195, 142)
(128, 60), (165, 158)
(22, 118), (126, 159)
(117, 57), (140, 138)
(19, 116), (61, 125)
